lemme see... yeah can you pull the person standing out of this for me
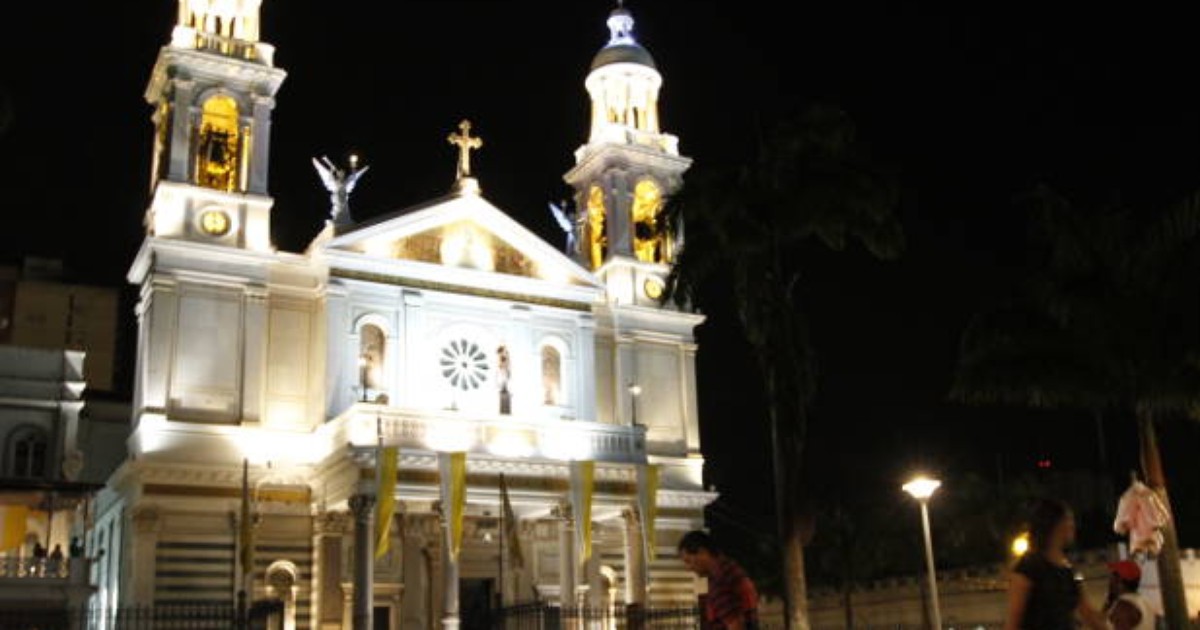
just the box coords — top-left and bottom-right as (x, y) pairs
(1104, 560), (1155, 630)
(1004, 499), (1108, 630)
(677, 531), (759, 630)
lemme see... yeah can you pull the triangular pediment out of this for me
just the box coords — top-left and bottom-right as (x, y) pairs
(323, 192), (602, 294)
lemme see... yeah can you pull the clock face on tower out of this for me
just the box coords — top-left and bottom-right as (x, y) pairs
(643, 276), (665, 300)
(198, 209), (231, 236)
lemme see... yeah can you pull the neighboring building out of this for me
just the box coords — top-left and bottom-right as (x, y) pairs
(93, 3), (709, 629)
(0, 258), (120, 392)
(800, 547), (1200, 629)
(0, 345), (115, 614)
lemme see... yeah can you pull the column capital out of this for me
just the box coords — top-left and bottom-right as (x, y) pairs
(348, 494), (375, 519)
(553, 500), (574, 523)
(131, 505), (161, 533)
(315, 510), (351, 536)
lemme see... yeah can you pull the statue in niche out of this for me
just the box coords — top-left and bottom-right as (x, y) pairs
(313, 154), (370, 229)
(496, 345), (511, 415)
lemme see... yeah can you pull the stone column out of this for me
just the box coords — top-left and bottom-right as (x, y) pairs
(438, 504), (460, 630)
(621, 509), (647, 608)
(349, 494), (375, 630)
(556, 502), (577, 608)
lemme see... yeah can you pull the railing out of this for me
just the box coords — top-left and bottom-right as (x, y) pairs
(345, 406), (647, 464)
(0, 556), (70, 579)
(493, 603), (700, 630)
(170, 26), (275, 66)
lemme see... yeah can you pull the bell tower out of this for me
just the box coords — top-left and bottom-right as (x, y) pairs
(143, 0), (286, 251)
(564, 5), (691, 306)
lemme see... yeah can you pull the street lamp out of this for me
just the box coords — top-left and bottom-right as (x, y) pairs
(1011, 532), (1030, 557)
(627, 382), (643, 427)
(903, 476), (943, 630)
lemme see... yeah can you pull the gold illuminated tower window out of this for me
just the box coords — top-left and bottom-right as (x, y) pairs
(632, 179), (669, 263)
(195, 95), (245, 192)
(586, 186), (608, 269)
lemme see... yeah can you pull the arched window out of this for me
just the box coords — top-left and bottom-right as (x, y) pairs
(7, 427), (48, 479)
(586, 186), (607, 270)
(359, 324), (386, 395)
(632, 179), (668, 263)
(541, 345), (563, 406)
(196, 94), (243, 192)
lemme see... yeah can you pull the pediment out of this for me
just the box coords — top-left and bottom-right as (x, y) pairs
(324, 192), (601, 290)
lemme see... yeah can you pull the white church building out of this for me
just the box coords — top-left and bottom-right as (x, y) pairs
(92, 2), (712, 628)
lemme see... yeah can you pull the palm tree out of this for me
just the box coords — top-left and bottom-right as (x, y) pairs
(664, 103), (905, 630)
(953, 186), (1200, 629)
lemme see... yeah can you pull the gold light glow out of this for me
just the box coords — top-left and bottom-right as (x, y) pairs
(439, 224), (494, 271)
(425, 419), (475, 452)
(486, 428), (535, 458)
(1011, 532), (1030, 557)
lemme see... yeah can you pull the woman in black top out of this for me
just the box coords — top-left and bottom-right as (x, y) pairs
(1004, 499), (1107, 630)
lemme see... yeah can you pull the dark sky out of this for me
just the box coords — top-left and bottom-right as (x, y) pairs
(3, 3), (1199, 558)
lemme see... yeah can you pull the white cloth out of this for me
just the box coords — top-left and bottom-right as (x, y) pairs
(1107, 592), (1155, 630)
(1112, 481), (1170, 555)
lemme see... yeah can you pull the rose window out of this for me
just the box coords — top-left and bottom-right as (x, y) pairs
(439, 339), (489, 391)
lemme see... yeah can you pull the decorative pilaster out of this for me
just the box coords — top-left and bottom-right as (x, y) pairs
(128, 505), (161, 605)
(349, 494), (375, 630)
(313, 510), (350, 629)
(248, 95), (275, 195)
(241, 285), (268, 424)
(166, 79), (195, 182)
(621, 508), (647, 608)
(400, 514), (435, 629)
(555, 502), (577, 607)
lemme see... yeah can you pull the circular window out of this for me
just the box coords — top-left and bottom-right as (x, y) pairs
(439, 339), (489, 391)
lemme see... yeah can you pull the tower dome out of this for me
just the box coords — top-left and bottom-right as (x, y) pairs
(583, 6), (665, 145)
(590, 7), (656, 71)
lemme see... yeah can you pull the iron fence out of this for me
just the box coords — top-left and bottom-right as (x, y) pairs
(0, 601), (285, 630)
(493, 603), (701, 630)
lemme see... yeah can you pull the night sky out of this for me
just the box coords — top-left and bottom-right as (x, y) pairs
(3, 3), (1199, 569)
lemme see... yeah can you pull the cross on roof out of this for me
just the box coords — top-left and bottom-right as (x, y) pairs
(447, 119), (483, 181)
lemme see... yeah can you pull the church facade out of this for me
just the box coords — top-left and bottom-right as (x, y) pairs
(93, 2), (710, 629)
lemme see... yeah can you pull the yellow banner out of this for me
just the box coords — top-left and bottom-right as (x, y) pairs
(571, 461), (595, 563)
(439, 452), (468, 559)
(375, 446), (399, 559)
(500, 473), (524, 569)
(0, 506), (28, 551)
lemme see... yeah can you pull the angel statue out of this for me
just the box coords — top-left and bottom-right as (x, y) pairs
(548, 200), (580, 256)
(313, 154), (369, 228)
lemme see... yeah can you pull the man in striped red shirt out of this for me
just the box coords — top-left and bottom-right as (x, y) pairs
(678, 531), (759, 630)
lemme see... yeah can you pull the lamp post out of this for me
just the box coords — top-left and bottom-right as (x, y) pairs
(902, 476), (942, 630)
(627, 382), (643, 427)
